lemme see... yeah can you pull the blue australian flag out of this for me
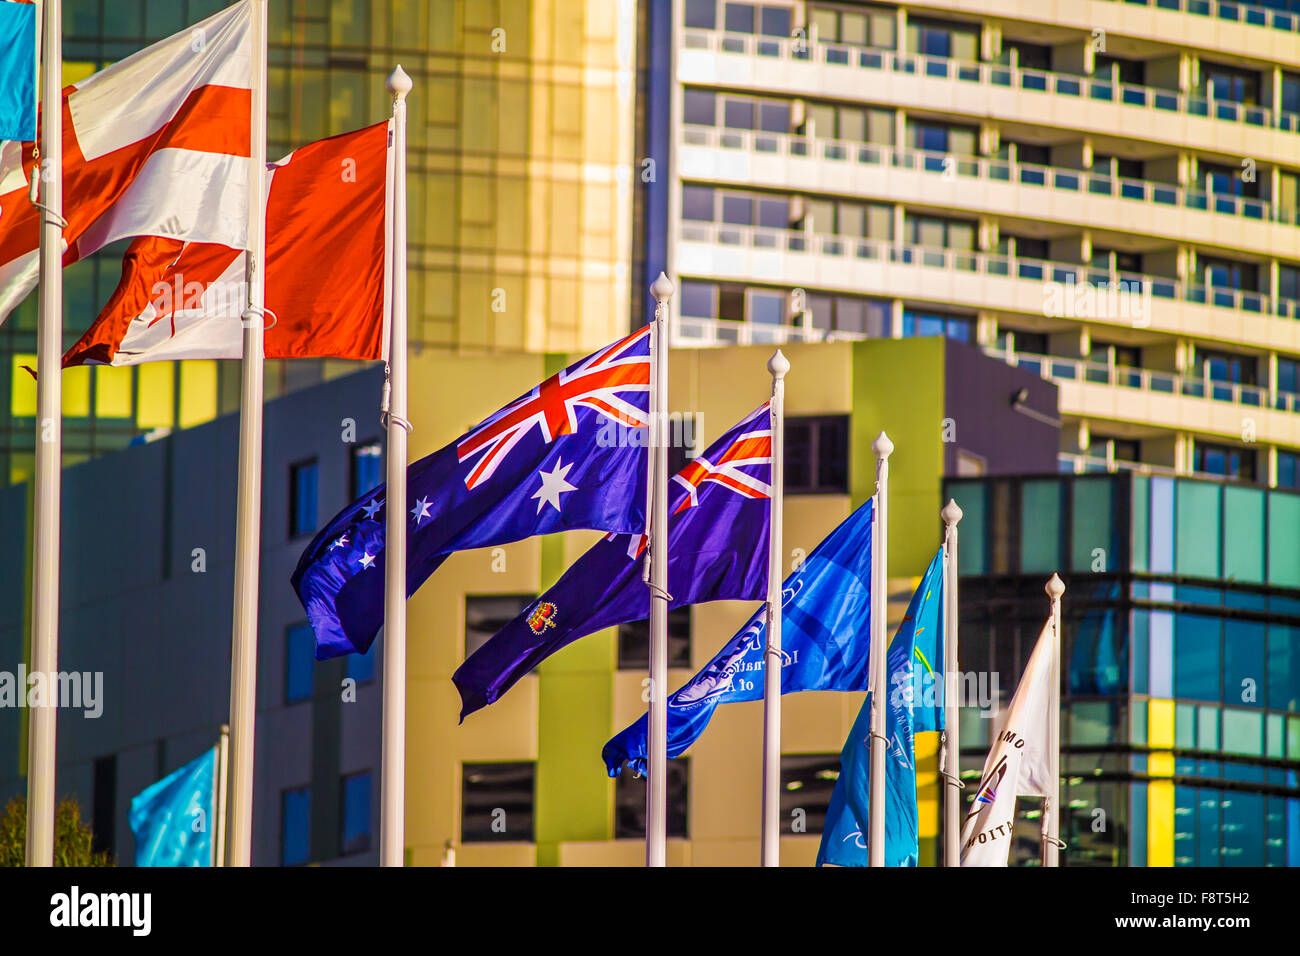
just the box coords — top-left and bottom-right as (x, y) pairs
(0, 1), (36, 142)
(453, 402), (774, 719)
(293, 327), (652, 658)
(129, 746), (218, 867)
(603, 496), (876, 776)
(816, 548), (945, 867)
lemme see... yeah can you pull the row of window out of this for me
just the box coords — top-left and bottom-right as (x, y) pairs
(281, 770), (372, 866)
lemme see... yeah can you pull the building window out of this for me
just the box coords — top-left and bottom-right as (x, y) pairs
(809, 3), (896, 49)
(806, 101), (893, 144)
(1194, 348), (1257, 386)
(785, 416), (849, 494)
(350, 439), (383, 500)
(805, 197), (892, 239)
(808, 293), (889, 338)
(614, 760), (690, 838)
(780, 754), (841, 835)
(289, 458), (319, 538)
(902, 308), (972, 342)
(462, 762), (535, 843)
(684, 0), (717, 30)
(281, 786), (311, 866)
(1278, 451), (1300, 490)
(340, 771), (372, 856)
(465, 595), (537, 658)
(618, 609), (692, 669)
(905, 214), (976, 252)
(905, 18), (978, 60)
(1193, 441), (1257, 482)
(1200, 61), (1261, 105)
(347, 643), (376, 684)
(285, 623), (316, 703)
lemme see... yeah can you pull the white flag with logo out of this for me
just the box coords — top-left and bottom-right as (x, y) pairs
(959, 618), (1054, 866)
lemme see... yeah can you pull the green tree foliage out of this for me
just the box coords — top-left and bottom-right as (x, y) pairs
(0, 796), (115, 866)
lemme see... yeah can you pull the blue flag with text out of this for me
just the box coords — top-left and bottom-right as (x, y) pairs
(602, 497), (877, 776)
(453, 403), (773, 719)
(293, 328), (651, 658)
(816, 548), (945, 867)
(129, 746), (217, 867)
(0, 2), (36, 142)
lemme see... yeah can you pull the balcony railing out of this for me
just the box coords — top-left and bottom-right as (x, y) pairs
(683, 30), (1300, 135)
(683, 125), (1290, 225)
(679, 220), (1300, 320)
(988, 347), (1300, 413)
(1058, 452), (1181, 477)
(1102, 0), (1300, 34)
(676, 314), (831, 346)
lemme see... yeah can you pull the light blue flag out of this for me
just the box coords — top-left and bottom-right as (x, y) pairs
(603, 497), (875, 776)
(129, 746), (217, 867)
(817, 548), (944, 867)
(0, 2), (37, 141)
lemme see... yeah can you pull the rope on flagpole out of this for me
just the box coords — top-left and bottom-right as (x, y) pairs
(381, 363), (413, 433)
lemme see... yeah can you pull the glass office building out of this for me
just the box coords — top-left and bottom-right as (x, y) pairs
(948, 471), (1300, 866)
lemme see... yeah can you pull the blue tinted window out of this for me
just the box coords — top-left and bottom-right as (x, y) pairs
(1279, 452), (1300, 491)
(281, 787), (311, 866)
(341, 772), (372, 855)
(1174, 614), (1221, 703)
(290, 459), (319, 537)
(1223, 620), (1266, 709)
(286, 624), (315, 703)
(902, 309), (971, 341)
(1269, 625), (1300, 712)
(351, 441), (383, 499)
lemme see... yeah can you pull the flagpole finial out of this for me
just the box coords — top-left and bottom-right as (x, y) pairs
(1045, 572), (1065, 599)
(941, 498), (963, 527)
(767, 349), (789, 380)
(651, 272), (675, 302)
(872, 430), (893, 461)
(387, 65), (413, 98)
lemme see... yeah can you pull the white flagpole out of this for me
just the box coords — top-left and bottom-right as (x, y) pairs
(24, 0), (63, 868)
(380, 64), (412, 868)
(867, 431), (893, 866)
(646, 272), (673, 868)
(759, 350), (788, 867)
(1042, 572), (1064, 867)
(225, 0), (268, 867)
(940, 499), (963, 866)
(214, 724), (230, 867)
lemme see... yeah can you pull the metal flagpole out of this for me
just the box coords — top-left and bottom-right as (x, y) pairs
(214, 724), (230, 867)
(646, 272), (674, 868)
(25, 0), (63, 868)
(940, 499), (963, 867)
(225, 0), (268, 867)
(759, 350), (788, 867)
(867, 431), (893, 866)
(1042, 572), (1064, 867)
(380, 64), (412, 868)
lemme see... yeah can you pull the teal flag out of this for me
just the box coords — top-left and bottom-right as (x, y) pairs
(817, 548), (944, 867)
(0, 2), (37, 141)
(129, 746), (217, 867)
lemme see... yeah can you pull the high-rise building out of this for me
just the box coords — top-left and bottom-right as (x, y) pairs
(1, 0), (637, 484)
(646, 0), (1300, 487)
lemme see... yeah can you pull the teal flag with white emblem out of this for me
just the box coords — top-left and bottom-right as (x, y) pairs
(129, 746), (217, 867)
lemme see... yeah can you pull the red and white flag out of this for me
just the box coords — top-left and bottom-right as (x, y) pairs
(0, 1), (254, 323)
(64, 121), (392, 366)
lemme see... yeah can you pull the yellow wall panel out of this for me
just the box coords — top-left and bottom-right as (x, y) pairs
(10, 355), (36, 418)
(62, 365), (90, 418)
(94, 365), (134, 419)
(136, 362), (174, 429)
(178, 361), (218, 429)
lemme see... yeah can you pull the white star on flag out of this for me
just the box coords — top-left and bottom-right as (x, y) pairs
(358, 551), (377, 569)
(410, 497), (432, 525)
(532, 459), (578, 514)
(330, 533), (349, 550)
(361, 498), (384, 521)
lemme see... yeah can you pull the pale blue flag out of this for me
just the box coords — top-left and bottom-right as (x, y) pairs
(129, 746), (217, 867)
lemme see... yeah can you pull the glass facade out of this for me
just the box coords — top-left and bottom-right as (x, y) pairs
(947, 472), (1300, 867)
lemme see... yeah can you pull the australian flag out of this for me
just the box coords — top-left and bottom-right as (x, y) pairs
(452, 403), (774, 719)
(292, 327), (652, 659)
